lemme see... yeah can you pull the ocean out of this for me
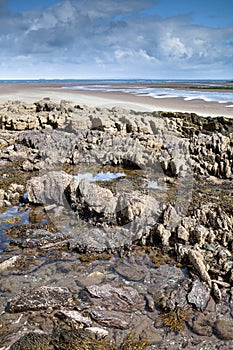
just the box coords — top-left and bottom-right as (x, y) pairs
(0, 79), (233, 104)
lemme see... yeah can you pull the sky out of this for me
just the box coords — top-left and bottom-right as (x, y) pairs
(0, 0), (232, 79)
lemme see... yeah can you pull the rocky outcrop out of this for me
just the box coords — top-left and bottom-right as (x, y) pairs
(1, 100), (233, 350)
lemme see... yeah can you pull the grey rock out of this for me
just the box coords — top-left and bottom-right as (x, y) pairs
(9, 286), (74, 312)
(15, 229), (71, 249)
(85, 327), (109, 339)
(86, 283), (145, 311)
(114, 261), (146, 281)
(78, 178), (117, 216)
(188, 248), (212, 286)
(189, 312), (214, 336)
(27, 171), (72, 205)
(69, 226), (136, 253)
(0, 256), (21, 274)
(55, 310), (92, 326)
(214, 318), (233, 340)
(187, 280), (210, 311)
(132, 315), (163, 344)
(90, 310), (131, 329)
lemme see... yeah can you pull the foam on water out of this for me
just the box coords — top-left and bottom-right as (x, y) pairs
(63, 84), (233, 104)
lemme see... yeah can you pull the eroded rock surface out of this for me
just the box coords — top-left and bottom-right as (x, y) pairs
(0, 100), (233, 350)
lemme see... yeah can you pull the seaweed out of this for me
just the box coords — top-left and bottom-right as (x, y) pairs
(52, 328), (118, 350)
(157, 305), (189, 333)
(121, 333), (148, 350)
(79, 252), (113, 263)
(9, 332), (51, 350)
(8, 328), (148, 350)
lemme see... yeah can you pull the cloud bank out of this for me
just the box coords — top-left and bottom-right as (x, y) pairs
(0, 0), (232, 79)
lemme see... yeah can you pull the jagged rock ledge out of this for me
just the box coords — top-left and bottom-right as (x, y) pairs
(0, 99), (232, 350)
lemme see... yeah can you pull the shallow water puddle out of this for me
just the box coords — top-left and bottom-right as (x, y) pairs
(74, 171), (126, 182)
(0, 205), (30, 251)
(147, 180), (168, 190)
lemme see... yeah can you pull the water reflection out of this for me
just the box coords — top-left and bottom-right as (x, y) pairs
(147, 180), (168, 190)
(0, 205), (30, 251)
(74, 171), (126, 182)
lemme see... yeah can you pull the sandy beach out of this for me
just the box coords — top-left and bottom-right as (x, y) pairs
(0, 82), (232, 117)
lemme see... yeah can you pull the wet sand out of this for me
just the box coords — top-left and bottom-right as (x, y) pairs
(0, 82), (232, 117)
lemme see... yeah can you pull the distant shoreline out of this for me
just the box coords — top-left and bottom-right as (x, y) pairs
(0, 81), (232, 118)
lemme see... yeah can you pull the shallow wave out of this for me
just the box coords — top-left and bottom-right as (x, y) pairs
(63, 84), (233, 104)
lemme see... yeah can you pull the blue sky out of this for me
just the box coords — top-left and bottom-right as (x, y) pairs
(0, 0), (232, 79)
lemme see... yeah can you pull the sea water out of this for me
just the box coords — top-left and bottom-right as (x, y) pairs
(1, 79), (232, 104)
(62, 81), (233, 104)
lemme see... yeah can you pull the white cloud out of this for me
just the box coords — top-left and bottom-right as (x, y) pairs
(0, 0), (232, 78)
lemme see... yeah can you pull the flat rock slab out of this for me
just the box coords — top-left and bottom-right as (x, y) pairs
(86, 283), (145, 311)
(90, 309), (132, 329)
(16, 229), (72, 249)
(69, 226), (136, 253)
(9, 286), (75, 312)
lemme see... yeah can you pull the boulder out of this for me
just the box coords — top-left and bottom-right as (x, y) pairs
(27, 171), (72, 205)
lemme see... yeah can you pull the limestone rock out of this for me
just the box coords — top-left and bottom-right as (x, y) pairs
(188, 248), (211, 286)
(78, 178), (117, 216)
(27, 171), (72, 205)
(187, 280), (210, 311)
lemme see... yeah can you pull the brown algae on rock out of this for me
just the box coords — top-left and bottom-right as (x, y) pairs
(157, 305), (190, 333)
(9, 329), (148, 350)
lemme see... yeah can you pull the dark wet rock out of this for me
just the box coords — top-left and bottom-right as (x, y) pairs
(187, 280), (210, 311)
(114, 260), (146, 281)
(166, 280), (190, 310)
(187, 297), (216, 337)
(147, 264), (186, 292)
(76, 271), (105, 287)
(9, 286), (75, 312)
(146, 264), (187, 309)
(90, 309), (131, 329)
(86, 283), (145, 311)
(12, 228), (72, 250)
(132, 315), (163, 344)
(214, 318), (233, 340)
(188, 309), (215, 337)
(69, 226), (136, 253)
(27, 171), (73, 205)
